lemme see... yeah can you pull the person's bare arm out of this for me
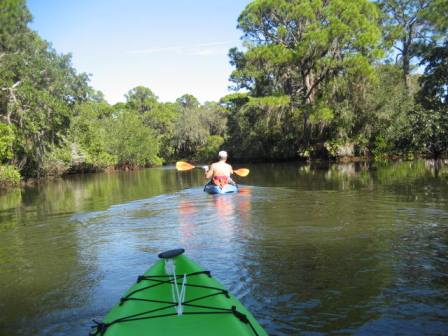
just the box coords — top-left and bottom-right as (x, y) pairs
(205, 164), (214, 179)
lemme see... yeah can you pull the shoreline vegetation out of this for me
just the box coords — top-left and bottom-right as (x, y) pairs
(1, 0), (447, 191)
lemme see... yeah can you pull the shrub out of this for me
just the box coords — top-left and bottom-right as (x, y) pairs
(0, 165), (21, 188)
(0, 123), (14, 162)
(195, 135), (225, 162)
(40, 145), (72, 176)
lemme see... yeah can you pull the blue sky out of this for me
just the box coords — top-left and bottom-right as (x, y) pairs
(27, 0), (250, 104)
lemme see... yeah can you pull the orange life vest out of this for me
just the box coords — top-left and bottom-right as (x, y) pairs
(212, 176), (228, 188)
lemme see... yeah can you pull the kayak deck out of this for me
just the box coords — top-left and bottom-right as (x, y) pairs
(204, 182), (238, 194)
(91, 249), (267, 335)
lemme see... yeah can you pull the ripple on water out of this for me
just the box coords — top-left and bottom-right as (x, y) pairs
(2, 169), (448, 336)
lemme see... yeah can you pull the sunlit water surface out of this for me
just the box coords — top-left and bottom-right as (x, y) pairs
(1, 161), (448, 335)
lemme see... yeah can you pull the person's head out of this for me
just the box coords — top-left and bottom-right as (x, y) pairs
(218, 150), (228, 161)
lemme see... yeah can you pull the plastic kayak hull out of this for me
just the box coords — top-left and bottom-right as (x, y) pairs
(204, 183), (238, 194)
(90, 249), (267, 336)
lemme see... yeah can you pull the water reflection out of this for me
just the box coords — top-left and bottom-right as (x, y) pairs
(0, 161), (447, 335)
(177, 188), (253, 246)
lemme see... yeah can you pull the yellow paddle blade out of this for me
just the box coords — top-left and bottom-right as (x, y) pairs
(176, 161), (195, 171)
(234, 168), (250, 177)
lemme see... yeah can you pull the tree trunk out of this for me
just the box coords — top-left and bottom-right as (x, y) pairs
(401, 34), (412, 92)
(302, 72), (316, 146)
(304, 72), (316, 104)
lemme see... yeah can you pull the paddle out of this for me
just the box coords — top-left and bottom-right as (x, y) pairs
(176, 161), (250, 177)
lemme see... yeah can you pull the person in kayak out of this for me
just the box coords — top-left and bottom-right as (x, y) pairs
(204, 151), (235, 188)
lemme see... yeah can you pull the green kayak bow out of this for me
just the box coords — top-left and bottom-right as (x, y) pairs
(90, 249), (268, 335)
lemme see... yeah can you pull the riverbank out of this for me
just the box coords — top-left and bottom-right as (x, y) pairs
(2, 156), (448, 196)
(0, 163), (152, 193)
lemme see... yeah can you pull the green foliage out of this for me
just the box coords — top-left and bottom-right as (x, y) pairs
(107, 110), (162, 167)
(170, 94), (228, 159)
(370, 135), (392, 160)
(228, 0), (384, 159)
(1, 0), (448, 187)
(309, 105), (333, 125)
(0, 123), (14, 161)
(423, 0), (448, 32)
(0, 165), (21, 188)
(223, 0), (448, 161)
(124, 87), (181, 161)
(407, 105), (448, 157)
(329, 63), (417, 158)
(245, 96), (290, 109)
(195, 135), (225, 162)
(171, 96), (209, 158)
(125, 86), (159, 114)
(0, 0), (91, 177)
(409, 41), (448, 157)
(0, 0), (31, 52)
(200, 102), (228, 137)
(417, 42), (448, 110)
(40, 143), (72, 176)
(324, 140), (345, 158)
(379, 0), (444, 87)
(71, 101), (116, 169)
(226, 95), (298, 161)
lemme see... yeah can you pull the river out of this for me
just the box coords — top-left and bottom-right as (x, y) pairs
(0, 161), (447, 335)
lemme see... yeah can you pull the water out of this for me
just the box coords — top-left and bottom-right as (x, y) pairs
(0, 161), (447, 335)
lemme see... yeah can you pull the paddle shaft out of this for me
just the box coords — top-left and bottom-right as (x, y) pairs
(176, 161), (249, 177)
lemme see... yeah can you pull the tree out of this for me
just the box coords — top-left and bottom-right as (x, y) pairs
(229, 0), (383, 158)
(417, 42), (448, 109)
(0, 122), (14, 162)
(409, 41), (448, 157)
(146, 102), (179, 160)
(107, 109), (162, 167)
(423, 0), (448, 33)
(171, 94), (210, 158)
(330, 63), (420, 158)
(70, 100), (116, 169)
(0, 0), (91, 176)
(195, 135), (225, 162)
(223, 93), (297, 160)
(378, 0), (442, 87)
(200, 102), (228, 137)
(0, 0), (31, 54)
(170, 95), (230, 160)
(125, 86), (158, 114)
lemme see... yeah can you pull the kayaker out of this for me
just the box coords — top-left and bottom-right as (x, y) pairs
(204, 151), (235, 187)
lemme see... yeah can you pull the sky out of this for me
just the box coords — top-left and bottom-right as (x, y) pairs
(27, 0), (250, 104)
